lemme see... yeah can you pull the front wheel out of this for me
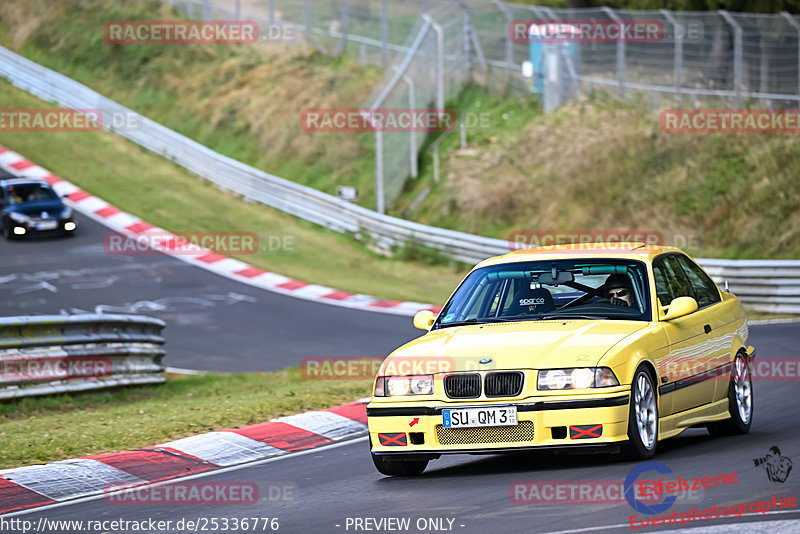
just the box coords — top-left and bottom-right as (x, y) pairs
(708, 353), (753, 436)
(371, 454), (428, 477)
(624, 366), (658, 460)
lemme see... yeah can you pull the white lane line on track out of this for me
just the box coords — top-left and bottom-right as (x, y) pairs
(749, 317), (800, 325)
(1, 436), (368, 518)
(538, 510), (800, 534)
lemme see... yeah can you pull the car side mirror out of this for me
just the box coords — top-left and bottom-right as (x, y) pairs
(413, 310), (436, 331)
(660, 296), (698, 321)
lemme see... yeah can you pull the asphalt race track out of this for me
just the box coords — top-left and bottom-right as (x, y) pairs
(0, 182), (418, 372)
(2, 172), (800, 533)
(5, 323), (799, 533)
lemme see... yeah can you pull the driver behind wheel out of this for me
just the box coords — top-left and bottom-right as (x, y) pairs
(605, 273), (634, 307)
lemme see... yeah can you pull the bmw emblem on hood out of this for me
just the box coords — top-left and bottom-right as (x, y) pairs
(479, 358), (493, 364)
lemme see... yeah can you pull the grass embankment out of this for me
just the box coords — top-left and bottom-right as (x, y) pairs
(401, 95), (800, 259)
(0, 370), (371, 469)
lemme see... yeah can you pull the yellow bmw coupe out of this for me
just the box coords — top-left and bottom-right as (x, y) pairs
(367, 243), (755, 476)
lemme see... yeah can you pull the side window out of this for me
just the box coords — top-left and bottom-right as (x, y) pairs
(652, 258), (674, 307)
(675, 255), (721, 308)
(654, 255), (694, 305)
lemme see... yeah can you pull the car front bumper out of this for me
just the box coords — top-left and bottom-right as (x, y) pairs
(367, 392), (631, 456)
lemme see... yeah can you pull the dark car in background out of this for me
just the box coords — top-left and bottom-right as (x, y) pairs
(0, 178), (76, 239)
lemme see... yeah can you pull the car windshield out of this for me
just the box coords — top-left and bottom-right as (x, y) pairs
(6, 183), (59, 204)
(435, 259), (651, 328)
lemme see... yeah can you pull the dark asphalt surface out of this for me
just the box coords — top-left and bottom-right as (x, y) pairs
(0, 181), (418, 372)
(8, 323), (800, 534)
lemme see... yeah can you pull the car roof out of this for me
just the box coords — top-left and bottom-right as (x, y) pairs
(0, 177), (51, 188)
(476, 241), (684, 269)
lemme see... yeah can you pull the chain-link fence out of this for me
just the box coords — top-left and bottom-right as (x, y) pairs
(164, 0), (800, 211)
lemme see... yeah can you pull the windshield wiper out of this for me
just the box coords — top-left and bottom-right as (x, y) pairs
(539, 314), (605, 321)
(437, 317), (520, 328)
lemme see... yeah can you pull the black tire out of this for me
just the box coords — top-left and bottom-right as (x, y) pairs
(371, 454), (428, 477)
(624, 366), (658, 460)
(3, 224), (14, 241)
(708, 353), (753, 436)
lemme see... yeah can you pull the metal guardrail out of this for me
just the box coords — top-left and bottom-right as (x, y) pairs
(0, 45), (797, 314)
(0, 314), (166, 400)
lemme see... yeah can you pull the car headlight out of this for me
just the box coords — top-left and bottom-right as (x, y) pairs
(60, 206), (73, 219)
(374, 375), (434, 397)
(537, 367), (620, 390)
(9, 212), (28, 223)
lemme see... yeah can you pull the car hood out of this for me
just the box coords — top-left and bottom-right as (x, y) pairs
(6, 200), (65, 218)
(380, 320), (650, 374)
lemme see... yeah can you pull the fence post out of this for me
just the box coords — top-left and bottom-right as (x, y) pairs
(339, 0), (350, 55)
(660, 9), (683, 98)
(719, 10), (743, 107)
(304, 0), (311, 38)
(493, 1), (514, 87)
(602, 7), (626, 98)
(235, 0), (241, 20)
(780, 11), (800, 97)
(269, 0), (275, 24)
(394, 67), (418, 179)
(423, 15), (445, 113)
(382, 0), (390, 69)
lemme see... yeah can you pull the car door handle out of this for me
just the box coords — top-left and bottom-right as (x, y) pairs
(704, 324), (712, 334)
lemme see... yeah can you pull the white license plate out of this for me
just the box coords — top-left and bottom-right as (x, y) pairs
(442, 406), (517, 428)
(36, 221), (57, 230)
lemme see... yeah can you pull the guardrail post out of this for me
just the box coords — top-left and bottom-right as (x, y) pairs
(719, 10), (743, 107)
(660, 9), (683, 98)
(375, 129), (385, 214)
(780, 11), (800, 96)
(602, 7), (626, 98)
